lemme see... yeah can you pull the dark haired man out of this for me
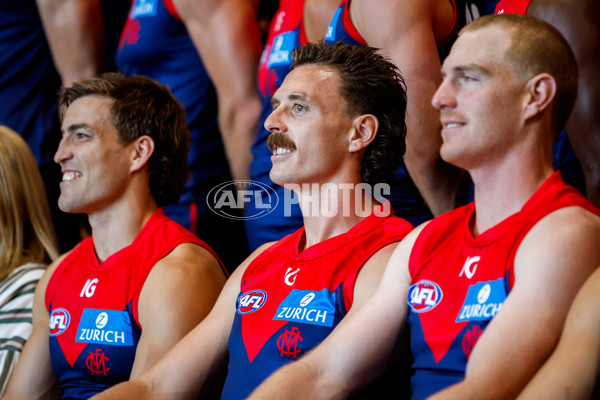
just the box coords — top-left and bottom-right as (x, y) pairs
(248, 14), (600, 400)
(91, 41), (414, 400)
(3, 72), (227, 399)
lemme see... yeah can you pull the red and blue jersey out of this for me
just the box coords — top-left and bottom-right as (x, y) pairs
(223, 204), (413, 399)
(407, 172), (599, 399)
(46, 209), (223, 399)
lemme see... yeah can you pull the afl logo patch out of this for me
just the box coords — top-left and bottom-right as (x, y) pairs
(49, 308), (70, 336)
(237, 290), (267, 314)
(408, 280), (443, 313)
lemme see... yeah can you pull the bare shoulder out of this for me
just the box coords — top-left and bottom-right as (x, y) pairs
(524, 205), (600, 247)
(351, 0), (435, 42)
(353, 242), (400, 307)
(515, 206), (600, 289)
(237, 241), (278, 271)
(144, 242), (227, 299)
(170, 0), (215, 19)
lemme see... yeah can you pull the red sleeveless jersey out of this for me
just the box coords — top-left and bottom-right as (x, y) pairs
(45, 208), (224, 399)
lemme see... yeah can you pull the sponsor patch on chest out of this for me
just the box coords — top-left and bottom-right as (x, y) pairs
(131, 0), (158, 18)
(75, 309), (134, 346)
(273, 289), (335, 327)
(456, 279), (507, 322)
(267, 31), (297, 67)
(237, 289), (268, 314)
(408, 280), (443, 313)
(49, 308), (70, 336)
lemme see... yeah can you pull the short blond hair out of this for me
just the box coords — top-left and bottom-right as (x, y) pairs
(0, 126), (58, 281)
(461, 14), (578, 136)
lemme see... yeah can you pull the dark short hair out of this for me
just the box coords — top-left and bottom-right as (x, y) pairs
(291, 41), (407, 186)
(461, 14), (578, 136)
(59, 72), (190, 207)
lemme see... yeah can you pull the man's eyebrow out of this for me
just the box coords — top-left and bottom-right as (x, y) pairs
(288, 93), (308, 102)
(270, 92), (309, 108)
(444, 64), (492, 76)
(62, 123), (92, 135)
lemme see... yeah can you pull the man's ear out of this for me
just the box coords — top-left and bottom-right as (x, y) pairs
(523, 73), (557, 122)
(349, 114), (378, 153)
(130, 135), (155, 173)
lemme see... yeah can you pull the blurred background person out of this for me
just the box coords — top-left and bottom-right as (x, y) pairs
(245, 0), (340, 252)
(0, 126), (59, 395)
(494, 0), (599, 207)
(116, 0), (263, 272)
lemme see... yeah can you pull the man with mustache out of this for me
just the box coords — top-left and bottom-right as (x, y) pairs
(248, 14), (600, 400)
(92, 41), (414, 399)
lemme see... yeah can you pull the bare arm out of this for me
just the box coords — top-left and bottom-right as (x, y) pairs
(352, 0), (466, 215)
(528, 0), (600, 207)
(250, 226), (426, 399)
(172, 0), (263, 181)
(35, 0), (105, 86)
(352, 242), (402, 309)
(92, 242), (276, 400)
(3, 255), (69, 400)
(129, 243), (227, 378)
(517, 266), (600, 400)
(429, 207), (600, 400)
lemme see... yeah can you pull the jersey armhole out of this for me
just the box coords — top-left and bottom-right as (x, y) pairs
(342, 231), (409, 311)
(437, 0), (459, 48)
(164, 0), (182, 21)
(342, 0), (367, 45)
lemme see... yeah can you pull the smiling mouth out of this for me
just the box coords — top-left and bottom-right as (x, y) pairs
(267, 132), (297, 155)
(62, 171), (82, 181)
(273, 147), (293, 155)
(441, 118), (465, 129)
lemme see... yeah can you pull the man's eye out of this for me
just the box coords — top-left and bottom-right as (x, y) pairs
(293, 104), (306, 113)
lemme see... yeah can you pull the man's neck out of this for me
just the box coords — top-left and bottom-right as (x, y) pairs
(298, 184), (383, 250)
(88, 196), (158, 262)
(470, 157), (554, 236)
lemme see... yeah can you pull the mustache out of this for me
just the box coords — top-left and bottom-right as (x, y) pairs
(267, 133), (297, 152)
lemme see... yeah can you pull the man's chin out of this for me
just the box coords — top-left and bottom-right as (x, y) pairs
(57, 199), (84, 215)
